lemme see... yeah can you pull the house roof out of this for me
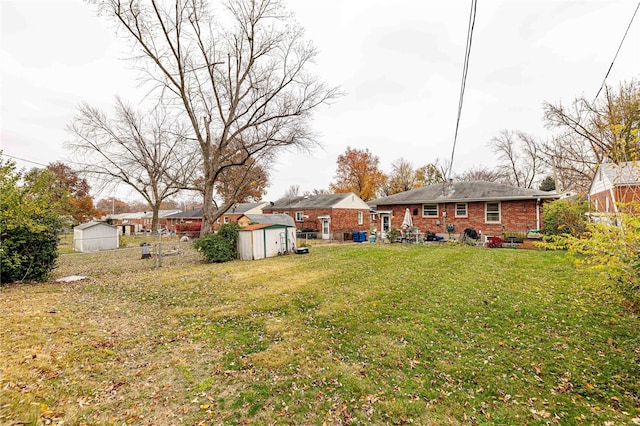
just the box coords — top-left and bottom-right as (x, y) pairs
(165, 208), (203, 219)
(269, 193), (364, 209)
(75, 221), (115, 230)
(228, 202), (269, 214)
(108, 209), (181, 220)
(371, 181), (560, 206)
(246, 214), (296, 227)
(597, 162), (640, 185)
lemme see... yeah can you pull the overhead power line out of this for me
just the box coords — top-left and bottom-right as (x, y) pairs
(593, 1), (640, 101)
(448, 0), (478, 181)
(1, 153), (49, 167)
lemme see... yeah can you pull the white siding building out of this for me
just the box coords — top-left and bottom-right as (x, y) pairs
(73, 222), (119, 252)
(238, 223), (296, 260)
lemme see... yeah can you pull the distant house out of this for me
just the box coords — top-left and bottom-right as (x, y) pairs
(589, 161), (640, 214)
(370, 181), (561, 241)
(73, 222), (119, 252)
(165, 202), (271, 234)
(108, 210), (181, 234)
(262, 193), (370, 240)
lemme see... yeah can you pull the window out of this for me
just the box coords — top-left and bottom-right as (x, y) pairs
(283, 212), (289, 216)
(485, 202), (501, 223)
(223, 216), (229, 224)
(295, 211), (304, 222)
(358, 211), (363, 225)
(422, 203), (438, 217)
(455, 203), (468, 217)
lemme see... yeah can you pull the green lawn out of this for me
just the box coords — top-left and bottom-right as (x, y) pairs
(1, 243), (638, 425)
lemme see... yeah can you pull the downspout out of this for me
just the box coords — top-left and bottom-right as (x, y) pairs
(263, 229), (267, 259)
(536, 198), (541, 230)
(284, 227), (289, 252)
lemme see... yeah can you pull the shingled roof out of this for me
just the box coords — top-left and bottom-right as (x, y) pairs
(269, 193), (359, 209)
(371, 181), (559, 206)
(597, 162), (640, 185)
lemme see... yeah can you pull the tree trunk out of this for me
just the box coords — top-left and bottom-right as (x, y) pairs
(200, 178), (215, 236)
(150, 203), (161, 233)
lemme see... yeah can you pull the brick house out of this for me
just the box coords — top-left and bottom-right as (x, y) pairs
(165, 202), (270, 233)
(262, 193), (371, 240)
(108, 210), (181, 234)
(370, 181), (560, 242)
(589, 162), (640, 214)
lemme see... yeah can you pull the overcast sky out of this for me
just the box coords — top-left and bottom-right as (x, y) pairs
(1, 0), (639, 203)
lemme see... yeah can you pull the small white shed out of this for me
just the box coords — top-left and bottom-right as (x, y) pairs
(73, 222), (119, 252)
(238, 223), (297, 260)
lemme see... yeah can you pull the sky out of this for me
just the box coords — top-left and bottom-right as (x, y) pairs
(1, 0), (639, 203)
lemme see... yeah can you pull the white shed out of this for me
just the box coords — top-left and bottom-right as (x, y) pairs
(238, 223), (297, 260)
(73, 222), (119, 252)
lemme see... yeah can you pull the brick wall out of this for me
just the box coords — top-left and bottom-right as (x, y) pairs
(263, 207), (370, 239)
(373, 199), (545, 238)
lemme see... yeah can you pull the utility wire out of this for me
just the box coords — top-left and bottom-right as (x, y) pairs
(1, 153), (49, 167)
(593, 1), (640, 101)
(448, 0), (478, 182)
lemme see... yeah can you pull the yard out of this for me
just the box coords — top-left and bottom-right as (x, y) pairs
(1, 243), (639, 425)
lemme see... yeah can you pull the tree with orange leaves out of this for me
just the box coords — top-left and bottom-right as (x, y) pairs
(329, 147), (386, 202)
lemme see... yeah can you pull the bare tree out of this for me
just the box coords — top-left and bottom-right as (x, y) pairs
(490, 130), (544, 188)
(455, 166), (506, 183)
(544, 80), (640, 166)
(283, 184), (300, 198)
(538, 133), (596, 193)
(67, 98), (198, 232)
(94, 0), (340, 235)
(541, 80), (640, 193)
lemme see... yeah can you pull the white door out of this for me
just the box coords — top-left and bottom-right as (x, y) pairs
(381, 214), (391, 239)
(321, 219), (330, 240)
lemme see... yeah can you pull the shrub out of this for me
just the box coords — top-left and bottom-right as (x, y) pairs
(541, 198), (588, 249)
(193, 222), (240, 263)
(0, 158), (63, 283)
(567, 206), (640, 311)
(386, 227), (400, 243)
(542, 198), (588, 237)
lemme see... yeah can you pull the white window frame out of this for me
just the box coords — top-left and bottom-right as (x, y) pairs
(358, 211), (363, 225)
(485, 201), (501, 223)
(223, 216), (230, 224)
(455, 203), (468, 218)
(422, 203), (439, 217)
(295, 211), (304, 222)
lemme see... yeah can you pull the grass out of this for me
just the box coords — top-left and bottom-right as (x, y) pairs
(1, 243), (639, 425)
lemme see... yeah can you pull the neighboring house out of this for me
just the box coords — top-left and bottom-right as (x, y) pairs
(589, 161), (640, 214)
(262, 193), (371, 240)
(165, 202), (271, 233)
(165, 207), (204, 234)
(237, 223), (297, 260)
(73, 222), (119, 252)
(108, 210), (181, 234)
(370, 181), (561, 241)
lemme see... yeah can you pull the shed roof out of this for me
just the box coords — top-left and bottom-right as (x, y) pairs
(241, 223), (291, 231)
(246, 214), (295, 227)
(75, 221), (116, 230)
(371, 181), (559, 206)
